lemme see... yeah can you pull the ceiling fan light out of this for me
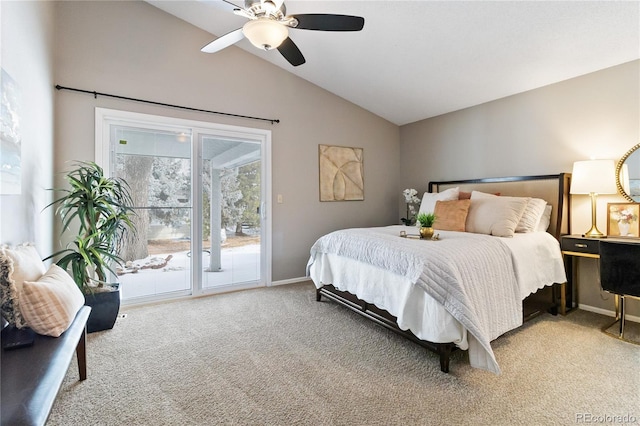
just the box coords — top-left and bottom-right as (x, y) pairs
(243, 19), (288, 50)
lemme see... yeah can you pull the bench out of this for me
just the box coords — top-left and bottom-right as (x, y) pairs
(1, 305), (91, 426)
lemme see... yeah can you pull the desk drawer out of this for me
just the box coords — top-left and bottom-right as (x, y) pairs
(561, 237), (599, 255)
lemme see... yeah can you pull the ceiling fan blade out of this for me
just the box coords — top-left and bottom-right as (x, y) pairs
(277, 37), (305, 66)
(233, 8), (254, 19)
(201, 28), (245, 53)
(291, 14), (364, 31)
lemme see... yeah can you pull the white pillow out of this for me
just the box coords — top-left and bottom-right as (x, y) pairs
(536, 205), (553, 232)
(469, 190), (497, 200)
(470, 191), (547, 233)
(0, 244), (47, 328)
(418, 187), (459, 216)
(466, 196), (529, 237)
(1, 244), (47, 295)
(19, 264), (85, 337)
(516, 198), (548, 233)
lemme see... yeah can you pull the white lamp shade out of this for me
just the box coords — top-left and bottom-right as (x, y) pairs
(243, 19), (288, 51)
(570, 159), (617, 195)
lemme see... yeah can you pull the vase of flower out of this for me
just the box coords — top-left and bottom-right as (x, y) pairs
(401, 188), (421, 226)
(419, 226), (434, 239)
(618, 220), (631, 236)
(611, 206), (638, 237)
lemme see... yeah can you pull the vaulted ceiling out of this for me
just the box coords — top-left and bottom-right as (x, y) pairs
(147, 1), (640, 126)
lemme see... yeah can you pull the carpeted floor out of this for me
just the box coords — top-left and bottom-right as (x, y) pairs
(49, 282), (640, 425)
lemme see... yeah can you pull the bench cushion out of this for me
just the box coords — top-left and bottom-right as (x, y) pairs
(1, 305), (90, 426)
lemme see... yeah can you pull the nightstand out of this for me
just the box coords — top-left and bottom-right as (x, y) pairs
(560, 235), (600, 313)
(560, 235), (600, 257)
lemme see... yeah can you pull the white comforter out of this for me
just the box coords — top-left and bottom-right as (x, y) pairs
(306, 226), (566, 374)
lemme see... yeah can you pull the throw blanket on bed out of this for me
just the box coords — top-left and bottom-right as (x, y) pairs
(308, 226), (523, 374)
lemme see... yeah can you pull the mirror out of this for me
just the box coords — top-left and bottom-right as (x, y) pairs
(616, 143), (640, 202)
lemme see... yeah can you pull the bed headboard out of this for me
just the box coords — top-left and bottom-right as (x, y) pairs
(428, 173), (571, 240)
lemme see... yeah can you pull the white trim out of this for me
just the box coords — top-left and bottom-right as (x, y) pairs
(271, 276), (311, 286)
(578, 304), (640, 323)
(95, 107), (273, 302)
(263, 132), (272, 287)
(121, 281), (264, 308)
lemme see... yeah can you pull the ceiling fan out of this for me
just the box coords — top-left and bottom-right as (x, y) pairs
(201, 0), (365, 66)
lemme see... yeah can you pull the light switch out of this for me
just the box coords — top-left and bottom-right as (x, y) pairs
(277, 194), (283, 204)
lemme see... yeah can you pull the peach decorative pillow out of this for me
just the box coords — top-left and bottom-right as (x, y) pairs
(460, 190), (501, 199)
(469, 190), (503, 199)
(434, 199), (471, 232)
(19, 264), (85, 337)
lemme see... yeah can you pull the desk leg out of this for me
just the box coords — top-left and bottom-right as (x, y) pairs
(617, 295), (626, 338)
(562, 255), (576, 314)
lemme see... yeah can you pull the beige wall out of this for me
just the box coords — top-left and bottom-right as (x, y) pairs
(400, 60), (640, 316)
(53, 1), (399, 282)
(0, 1), (55, 254)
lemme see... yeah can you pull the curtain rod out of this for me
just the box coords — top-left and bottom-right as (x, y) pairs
(55, 85), (280, 125)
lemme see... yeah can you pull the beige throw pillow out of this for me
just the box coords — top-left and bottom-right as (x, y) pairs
(515, 198), (548, 233)
(469, 191), (547, 234)
(466, 195), (528, 237)
(0, 244), (47, 328)
(19, 264), (85, 337)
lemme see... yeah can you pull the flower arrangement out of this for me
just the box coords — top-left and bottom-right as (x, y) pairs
(401, 188), (421, 226)
(611, 206), (638, 224)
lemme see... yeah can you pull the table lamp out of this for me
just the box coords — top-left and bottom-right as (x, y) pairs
(570, 159), (617, 238)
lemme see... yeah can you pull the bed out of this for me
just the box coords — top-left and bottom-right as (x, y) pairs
(307, 173), (571, 374)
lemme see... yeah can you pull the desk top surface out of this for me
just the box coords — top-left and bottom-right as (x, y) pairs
(563, 234), (640, 243)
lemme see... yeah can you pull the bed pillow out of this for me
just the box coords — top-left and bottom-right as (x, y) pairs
(466, 196), (528, 237)
(19, 264), (85, 337)
(0, 244), (47, 328)
(459, 190), (500, 199)
(536, 205), (553, 232)
(433, 199), (471, 232)
(470, 190), (497, 199)
(516, 198), (548, 233)
(418, 187), (459, 215)
(470, 191), (545, 234)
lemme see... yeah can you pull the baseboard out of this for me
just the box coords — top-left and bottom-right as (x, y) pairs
(578, 304), (640, 323)
(270, 276), (311, 286)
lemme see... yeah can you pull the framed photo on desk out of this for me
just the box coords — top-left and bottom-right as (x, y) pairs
(607, 203), (640, 237)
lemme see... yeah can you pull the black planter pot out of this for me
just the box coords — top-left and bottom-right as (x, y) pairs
(84, 287), (121, 333)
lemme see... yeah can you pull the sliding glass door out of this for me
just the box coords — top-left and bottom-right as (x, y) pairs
(109, 124), (193, 301)
(200, 135), (262, 290)
(96, 108), (271, 304)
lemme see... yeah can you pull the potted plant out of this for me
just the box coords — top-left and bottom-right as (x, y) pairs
(45, 161), (135, 332)
(417, 212), (436, 239)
